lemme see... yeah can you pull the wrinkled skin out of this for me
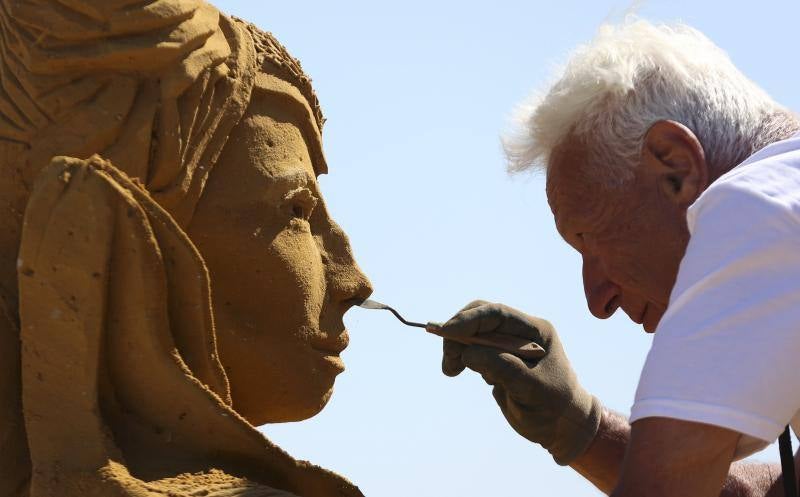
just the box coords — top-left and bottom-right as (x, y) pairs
(546, 122), (708, 333)
(189, 80), (372, 425)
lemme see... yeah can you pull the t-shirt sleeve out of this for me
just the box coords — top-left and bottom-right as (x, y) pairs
(630, 179), (800, 451)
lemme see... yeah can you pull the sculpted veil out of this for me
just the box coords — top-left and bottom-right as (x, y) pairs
(0, 1), (369, 496)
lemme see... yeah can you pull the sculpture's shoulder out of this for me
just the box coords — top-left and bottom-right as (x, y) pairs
(123, 469), (301, 497)
(18, 464), (304, 497)
(16, 475), (299, 497)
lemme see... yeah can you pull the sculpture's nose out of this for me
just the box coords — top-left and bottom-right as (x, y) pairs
(344, 272), (373, 307)
(323, 221), (373, 307)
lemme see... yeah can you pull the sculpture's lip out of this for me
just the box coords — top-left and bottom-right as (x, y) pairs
(309, 330), (349, 355)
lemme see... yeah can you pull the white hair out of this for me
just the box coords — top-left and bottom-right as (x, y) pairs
(503, 20), (799, 185)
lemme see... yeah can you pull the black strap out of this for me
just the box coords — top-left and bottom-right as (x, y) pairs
(779, 425), (797, 497)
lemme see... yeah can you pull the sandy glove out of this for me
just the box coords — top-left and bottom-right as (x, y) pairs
(440, 301), (602, 465)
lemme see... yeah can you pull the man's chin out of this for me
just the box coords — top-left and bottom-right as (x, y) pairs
(642, 306), (664, 333)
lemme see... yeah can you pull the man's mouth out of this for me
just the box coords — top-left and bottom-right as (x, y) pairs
(623, 303), (655, 332)
(622, 304), (645, 325)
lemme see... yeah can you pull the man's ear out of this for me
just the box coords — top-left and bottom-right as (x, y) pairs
(641, 120), (709, 206)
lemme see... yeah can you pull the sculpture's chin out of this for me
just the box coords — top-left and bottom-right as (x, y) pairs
(246, 391), (334, 426)
(303, 386), (335, 420)
(239, 366), (341, 426)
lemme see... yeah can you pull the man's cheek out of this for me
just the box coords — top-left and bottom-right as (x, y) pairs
(605, 251), (654, 291)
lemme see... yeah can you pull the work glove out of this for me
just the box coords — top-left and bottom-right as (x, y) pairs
(440, 300), (602, 465)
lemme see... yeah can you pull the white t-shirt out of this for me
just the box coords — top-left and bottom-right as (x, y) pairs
(630, 132), (800, 460)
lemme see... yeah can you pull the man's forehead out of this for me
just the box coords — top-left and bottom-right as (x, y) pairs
(544, 167), (559, 210)
(545, 137), (606, 234)
(545, 139), (587, 206)
(544, 162), (565, 194)
(545, 159), (576, 238)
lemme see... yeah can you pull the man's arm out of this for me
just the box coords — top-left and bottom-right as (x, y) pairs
(572, 409), (793, 497)
(437, 302), (797, 496)
(570, 408), (630, 492)
(612, 417), (737, 497)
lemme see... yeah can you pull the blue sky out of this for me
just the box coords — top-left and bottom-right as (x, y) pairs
(213, 2), (800, 495)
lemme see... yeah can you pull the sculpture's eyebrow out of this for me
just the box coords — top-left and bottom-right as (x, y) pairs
(268, 170), (314, 185)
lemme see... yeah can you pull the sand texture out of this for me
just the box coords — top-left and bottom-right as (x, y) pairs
(0, 1), (371, 496)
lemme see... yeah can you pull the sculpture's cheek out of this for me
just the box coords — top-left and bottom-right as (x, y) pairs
(189, 211), (336, 424)
(268, 222), (326, 325)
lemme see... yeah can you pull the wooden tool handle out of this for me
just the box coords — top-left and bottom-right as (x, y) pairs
(426, 325), (546, 361)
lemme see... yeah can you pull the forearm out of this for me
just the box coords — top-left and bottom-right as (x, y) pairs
(569, 408), (789, 497)
(570, 407), (629, 494)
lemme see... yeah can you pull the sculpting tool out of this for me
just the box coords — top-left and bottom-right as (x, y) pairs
(358, 299), (546, 360)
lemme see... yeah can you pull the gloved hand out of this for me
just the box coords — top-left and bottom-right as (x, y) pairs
(440, 300), (602, 465)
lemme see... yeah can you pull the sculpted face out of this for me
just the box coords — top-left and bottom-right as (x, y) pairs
(188, 76), (372, 425)
(547, 123), (707, 333)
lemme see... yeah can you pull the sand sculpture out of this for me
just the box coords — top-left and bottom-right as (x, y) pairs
(0, 1), (372, 495)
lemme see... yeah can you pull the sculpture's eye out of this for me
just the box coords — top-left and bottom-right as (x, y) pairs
(283, 187), (318, 222)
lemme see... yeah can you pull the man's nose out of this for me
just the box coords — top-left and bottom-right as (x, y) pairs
(582, 253), (620, 319)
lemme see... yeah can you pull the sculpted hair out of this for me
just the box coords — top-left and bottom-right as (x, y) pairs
(503, 19), (800, 185)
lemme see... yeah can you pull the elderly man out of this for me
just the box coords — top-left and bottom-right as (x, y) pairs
(439, 20), (800, 497)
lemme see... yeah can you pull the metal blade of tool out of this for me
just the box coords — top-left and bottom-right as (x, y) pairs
(358, 299), (428, 328)
(358, 299), (546, 360)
